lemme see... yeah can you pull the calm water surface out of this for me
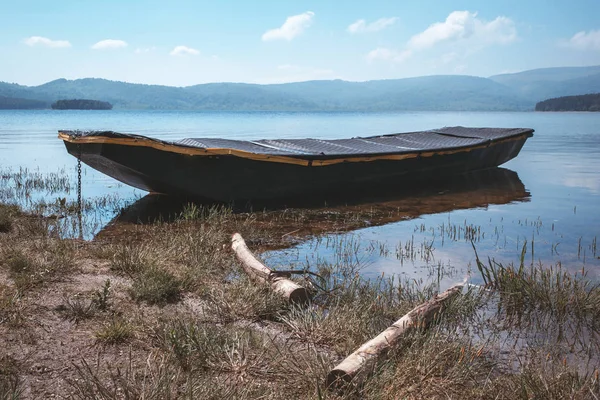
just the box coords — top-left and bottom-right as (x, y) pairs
(1, 110), (599, 284)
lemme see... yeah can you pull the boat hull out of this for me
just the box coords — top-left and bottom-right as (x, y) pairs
(63, 133), (530, 201)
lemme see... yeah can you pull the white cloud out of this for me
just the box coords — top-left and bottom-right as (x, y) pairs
(561, 30), (600, 51)
(366, 48), (412, 63)
(170, 45), (200, 56)
(91, 39), (128, 50)
(262, 11), (314, 41)
(347, 17), (398, 33)
(408, 11), (516, 50)
(408, 11), (474, 49)
(479, 16), (518, 44)
(24, 36), (71, 48)
(367, 11), (516, 65)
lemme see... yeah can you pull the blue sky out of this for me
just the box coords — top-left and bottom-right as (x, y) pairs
(2, 0), (600, 86)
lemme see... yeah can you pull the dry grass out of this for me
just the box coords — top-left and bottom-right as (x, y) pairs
(0, 205), (17, 233)
(4, 250), (48, 291)
(129, 267), (182, 305)
(57, 295), (98, 323)
(2, 242), (74, 291)
(94, 317), (135, 345)
(68, 355), (180, 400)
(1, 169), (600, 399)
(0, 284), (26, 328)
(277, 257), (447, 356)
(488, 358), (600, 399)
(359, 332), (494, 399)
(56, 279), (113, 323)
(0, 355), (23, 400)
(110, 244), (152, 277)
(206, 276), (288, 322)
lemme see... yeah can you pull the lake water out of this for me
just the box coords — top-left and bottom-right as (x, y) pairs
(1, 110), (599, 285)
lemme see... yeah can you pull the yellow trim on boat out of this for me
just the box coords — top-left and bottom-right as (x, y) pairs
(58, 131), (311, 166)
(58, 131), (528, 167)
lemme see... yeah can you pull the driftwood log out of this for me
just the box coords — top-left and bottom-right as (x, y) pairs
(326, 284), (463, 390)
(231, 233), (310, 304)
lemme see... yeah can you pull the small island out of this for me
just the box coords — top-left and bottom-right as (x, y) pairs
(51, 99), (113, 110)
(535, 93), (600, 111)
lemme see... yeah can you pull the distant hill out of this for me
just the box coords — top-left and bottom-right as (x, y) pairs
(536, 93), (600, 111)
(1, 65), (600, 111)
(0, 96), (47, 109)
(0, 76), (533, 111)
(489, 66), (600, 101)
(0, 82), (46, 102)
(491, 66), (600, 84)
(259, 75), (529, 111)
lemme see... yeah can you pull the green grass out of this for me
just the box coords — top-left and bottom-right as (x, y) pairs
(277, 256), (444, 355)
(150, 316), (244, 371)
(474, 242), (600, 341)
(110, 245), (152, 277)
(357, 331), (493, 399)
(5, 250), (45, 291)
(94, 317), (134, 345)
(489, 360), (600, 399)
(109, 242), (183, 306)
(129, 267), (182, 305)
(3, 239), (75, 291)
(207, 275), (288, 322)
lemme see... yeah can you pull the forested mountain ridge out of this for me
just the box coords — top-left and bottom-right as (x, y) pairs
(0, 96), (47, 109)
(1, 65), (599, 111)
(536, 93), (600, 111)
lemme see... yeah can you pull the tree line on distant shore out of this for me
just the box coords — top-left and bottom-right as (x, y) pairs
(535, 93), (600, 111)
(51, 99), (112, 110)
(0, 96), (113, 110)
(0, 96), (47, 109)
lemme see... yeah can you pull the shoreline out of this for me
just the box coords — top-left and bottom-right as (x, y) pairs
(1, 185), (600, 398)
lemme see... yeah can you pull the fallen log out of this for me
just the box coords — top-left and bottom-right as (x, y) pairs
(326, 284), (463, 390)
(231, 233), (310, 304)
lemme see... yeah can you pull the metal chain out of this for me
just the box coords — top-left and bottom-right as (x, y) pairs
(76, 143), (83, 239)
(77, 144), (82, 212)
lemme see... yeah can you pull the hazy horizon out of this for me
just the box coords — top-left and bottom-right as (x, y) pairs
(3, 64), (600, 89)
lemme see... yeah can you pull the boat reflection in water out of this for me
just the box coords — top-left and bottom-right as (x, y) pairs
(98, 167), (529, 239)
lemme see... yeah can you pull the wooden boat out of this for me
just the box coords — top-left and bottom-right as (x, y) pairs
(58, 127), (533, 201)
